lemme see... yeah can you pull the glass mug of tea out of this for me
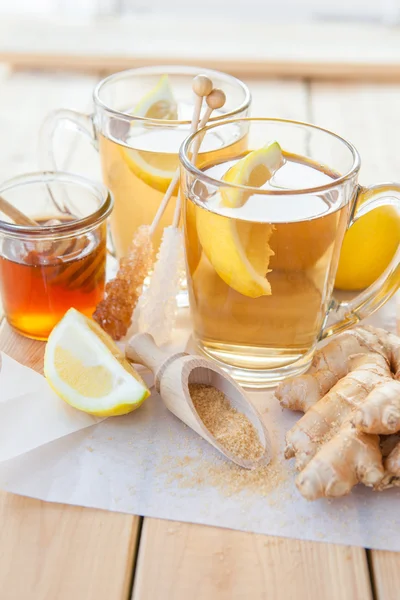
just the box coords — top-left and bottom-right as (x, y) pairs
(0, 172), (112, 340)
(40, 66), (251, 260)
(180, 117), (400, 387)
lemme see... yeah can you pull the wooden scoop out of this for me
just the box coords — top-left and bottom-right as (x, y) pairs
(126, 333), (272, 470)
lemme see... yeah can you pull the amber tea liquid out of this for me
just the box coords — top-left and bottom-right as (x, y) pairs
(184, 152), (350, 386)
(99, 102), (247, 257)
(0, 219), (107, 340)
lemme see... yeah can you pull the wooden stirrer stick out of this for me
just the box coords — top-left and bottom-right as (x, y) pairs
(172, 88), (226, 228)
(149, 74), (213, 237)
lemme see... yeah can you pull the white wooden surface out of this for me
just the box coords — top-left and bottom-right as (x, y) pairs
(0, 66), (99, 180)
(1, 17), (400, 80)
(309, 82), (400, 183)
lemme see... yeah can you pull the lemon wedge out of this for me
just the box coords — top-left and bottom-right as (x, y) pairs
(133, 74), (178, 120)
(196, 211), (274, 297)
(195, 143), (283, 298)
(221, 141), (284, 207)
(122, 75), (179, 193)
(335, 204), (400, 290)
(44, 308), (150, 417)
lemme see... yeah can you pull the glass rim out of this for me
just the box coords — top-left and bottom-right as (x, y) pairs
(93, 65), (251, 126)
(0, 171), (113, 238)
(179, 117), (362, 196)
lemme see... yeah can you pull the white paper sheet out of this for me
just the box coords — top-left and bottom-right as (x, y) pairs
(0, 296), (399, 552)
(0, 353), (105, 462)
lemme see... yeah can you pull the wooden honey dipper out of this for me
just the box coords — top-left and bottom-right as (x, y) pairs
(0, 195), (97, 287)
(126, 333), (272, 469)
(0, 196), (38, 227)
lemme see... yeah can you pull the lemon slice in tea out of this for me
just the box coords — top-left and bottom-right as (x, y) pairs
(122, 75), (179, 193)
(221, 141), (284, 207)
(195, 142), (283, 298)
(196, 211), (275, 297)
(133, 74), (178, 120)
(44, 308), (150, 417)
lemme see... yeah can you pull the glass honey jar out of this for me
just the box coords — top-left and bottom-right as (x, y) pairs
(0, 172), (113, 340)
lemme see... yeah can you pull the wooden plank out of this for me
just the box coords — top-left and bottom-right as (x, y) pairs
(2, 16), (400, 81)
(131, 79), (373, 600)
(311, 80), (400, 599)
(8, 54), (400, 82)
(370, 552), (400, 600)
(133, 520), (372, 600)
(0, 320), (141, 600)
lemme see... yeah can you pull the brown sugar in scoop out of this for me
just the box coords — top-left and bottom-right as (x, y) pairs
(189, 383), (265, 461)
(126, 332), (271, 469)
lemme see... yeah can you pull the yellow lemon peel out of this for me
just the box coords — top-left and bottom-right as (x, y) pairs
(44, 308), (150, 417)
(195, 142), (283, 297)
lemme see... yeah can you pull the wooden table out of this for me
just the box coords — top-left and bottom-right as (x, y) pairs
(0, 66), (399, 600)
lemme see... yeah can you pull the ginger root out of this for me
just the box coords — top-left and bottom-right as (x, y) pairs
(276, 326), (400, 500)
(354, 380), (400, 434)
(378, 434), (400, 489)
(385, 442), (400, 482)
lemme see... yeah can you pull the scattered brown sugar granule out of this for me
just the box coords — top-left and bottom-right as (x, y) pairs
(189, 383), (265, 461)
(157, 452), (290, 499)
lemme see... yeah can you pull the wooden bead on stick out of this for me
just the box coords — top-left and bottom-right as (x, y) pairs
(192, 74), (213, 98)
(190, 87), (227, 161)
(206, 88), (226, 110)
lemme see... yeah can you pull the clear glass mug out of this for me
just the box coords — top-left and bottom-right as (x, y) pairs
(180, 117), (400, 387)
(0, 172), (112, 340)
(40, 66), (251, 260)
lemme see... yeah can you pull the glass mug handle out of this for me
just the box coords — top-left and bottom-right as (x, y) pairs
(39, 109), (98, 171)
(321, 183), (400, 339)
(39, 109), (117, 257)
